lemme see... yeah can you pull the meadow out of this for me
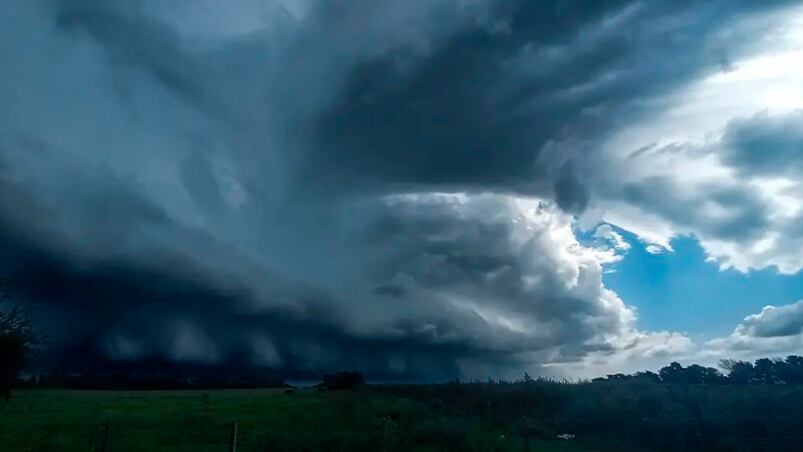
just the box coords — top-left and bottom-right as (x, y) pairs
(0, 387), (579, 451)
(4, 377), (803, 451)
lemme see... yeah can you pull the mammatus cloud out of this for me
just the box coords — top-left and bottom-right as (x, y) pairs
(0, 0), (801, 378)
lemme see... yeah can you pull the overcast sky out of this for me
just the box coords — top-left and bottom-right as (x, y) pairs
(2, 0), (803, 380)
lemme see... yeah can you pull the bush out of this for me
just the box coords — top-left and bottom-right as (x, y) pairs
(321, 371), (365, 390)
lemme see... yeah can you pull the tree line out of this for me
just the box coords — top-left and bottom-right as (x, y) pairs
(592, 356), (803, 385)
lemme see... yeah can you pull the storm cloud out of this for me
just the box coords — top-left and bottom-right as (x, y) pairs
(0, 0), (801, 378)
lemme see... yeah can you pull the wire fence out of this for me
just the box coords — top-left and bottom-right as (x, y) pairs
(86, 418), (803, 452)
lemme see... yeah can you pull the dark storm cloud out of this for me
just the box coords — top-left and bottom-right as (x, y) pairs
(0, 185), (516, 380)
(0, 164), (546, 379)
(52, 0), (218, 114)
(312, 0), (795, 205)
(0, 0), (796, 378)
(618, 175), (772, 241)
(46, 0), (795, 203)
(722, 110), (803, 176)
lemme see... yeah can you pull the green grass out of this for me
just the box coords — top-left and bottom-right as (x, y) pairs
(0, 389), (583, 451)
(7, 381), (803, 451)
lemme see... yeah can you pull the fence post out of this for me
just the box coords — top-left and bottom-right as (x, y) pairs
(521, 415), (530, 452)
(102, 421), (112, 452)
(383, 417), (389, 452)
(230, 421), (239, 452)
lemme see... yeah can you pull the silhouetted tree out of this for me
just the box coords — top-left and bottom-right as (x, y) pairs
(753, 358), (781, 384)
(0, 305), (38, 402)
(720, 359), (754, 384)
(659, 362), (685, 383)
(605, 373), (630, 381)
(686, 364), (726, 384)
(634, 370), (661, 382)
(781, 355), (803, 384)
(658, 362), (724, 384)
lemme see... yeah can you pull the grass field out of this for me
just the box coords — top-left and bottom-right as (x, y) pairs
(7, 380), (803, 451)
(0, 389), (583, 451)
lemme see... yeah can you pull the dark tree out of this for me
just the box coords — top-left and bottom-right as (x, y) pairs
(659, 362), (686, 383)
(634, 370), (661, 382)
(0, 305), (38, 402)
(720, 359), (754, 384)
(685, 364), (726, 384)
(658, 362), (724, 384)
(753, 358), (781, 384)
(781, 355), (803, 384)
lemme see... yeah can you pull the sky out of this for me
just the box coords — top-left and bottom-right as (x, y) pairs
(1, 0), (803, 380)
